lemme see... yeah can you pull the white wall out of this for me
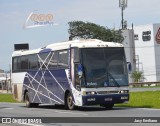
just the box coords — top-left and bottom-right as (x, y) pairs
(134, 24), (156, 82)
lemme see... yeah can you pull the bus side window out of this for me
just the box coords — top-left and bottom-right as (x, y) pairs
(29, 54), (38, 69)
(12, 57), (18, 72)
(75, 64), (80, 90)
(38, 52), (50, 69)
(58, 50), (68, 68)
(21, 56), (28, 70)
(48, 51), (58, 68)
(12, 56), (23, 72)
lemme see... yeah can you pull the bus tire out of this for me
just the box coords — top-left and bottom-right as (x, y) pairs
(25, 92), (32, 108)
(100, 104), (114, 110)
(25, 92), (39, 108)
(65, 92), (75, 110)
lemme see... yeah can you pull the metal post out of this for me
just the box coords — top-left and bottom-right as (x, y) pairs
(119, 0), (127, 29)
(122, 7), (124, 29)
(6, 73), (8, 93)
(9, 64), (12, 93)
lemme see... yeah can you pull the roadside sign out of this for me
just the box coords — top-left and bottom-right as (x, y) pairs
(155, 27), (160, 44)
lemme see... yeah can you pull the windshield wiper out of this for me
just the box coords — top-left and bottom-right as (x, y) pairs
(107, 72), (120, 87)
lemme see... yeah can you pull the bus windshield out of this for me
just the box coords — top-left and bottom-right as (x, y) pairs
(81, 47), (128, 88)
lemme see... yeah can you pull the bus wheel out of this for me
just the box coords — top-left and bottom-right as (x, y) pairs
(66, 92), (75, 110)
(100, 104), (114, 110)
(25, 92), (39, 108)
(25, 92), (32, 108)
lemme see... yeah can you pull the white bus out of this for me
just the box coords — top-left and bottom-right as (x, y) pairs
(12, 39), (129, 110)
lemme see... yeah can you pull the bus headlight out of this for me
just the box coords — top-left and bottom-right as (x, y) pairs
(88, 91), (96, 95)
(120, 90), (129, 94)
(83, 91), (96, 95)
(120, 90), (124, 93)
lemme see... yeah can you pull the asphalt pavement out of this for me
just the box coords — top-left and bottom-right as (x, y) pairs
(0, 103), (160, 126)
(1, 88), (160, 126)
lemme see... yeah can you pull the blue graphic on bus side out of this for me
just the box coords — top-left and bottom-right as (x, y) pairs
(23, 69), (71, 104)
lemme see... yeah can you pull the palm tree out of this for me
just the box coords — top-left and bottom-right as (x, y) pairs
(131, 71), (143, 83)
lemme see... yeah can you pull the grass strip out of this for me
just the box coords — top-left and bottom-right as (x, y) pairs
(0, 94), (18, 102)
(116, 91), (160, 109)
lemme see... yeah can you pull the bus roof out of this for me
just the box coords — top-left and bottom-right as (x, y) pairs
(12, 39), (123, 57)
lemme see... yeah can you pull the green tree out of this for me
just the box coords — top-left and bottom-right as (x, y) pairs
(68, 21), (123, 42)
(131, 71), (143, 83)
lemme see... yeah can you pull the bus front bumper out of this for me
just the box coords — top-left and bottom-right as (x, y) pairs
(82, 94), (129, 105)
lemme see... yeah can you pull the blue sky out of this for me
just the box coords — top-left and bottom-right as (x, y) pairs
(0, 0), (160, 71)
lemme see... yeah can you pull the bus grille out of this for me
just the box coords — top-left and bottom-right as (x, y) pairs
(97, 91), (119, 94)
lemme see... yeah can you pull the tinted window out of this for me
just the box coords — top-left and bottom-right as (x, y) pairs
(17, 57), (21, 71)
(58, 50), (68, 68)
(38, 52), (50, 69)
(81, 48), (128, 87)
(12, 50), (69, 72)
(12, 57), (18, 72)
(12, 57), (22, 72)
(29, 54), (38, 69)
(48, 51), (58, 68)
(73, 48), (79, 62)
(21, 56), (28, 70)
(82, 48), (106, 87)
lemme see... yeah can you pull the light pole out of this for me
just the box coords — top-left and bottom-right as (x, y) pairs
(119, 0), (128, 29)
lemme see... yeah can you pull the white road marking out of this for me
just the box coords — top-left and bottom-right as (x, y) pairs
(54, 110), (88, 116)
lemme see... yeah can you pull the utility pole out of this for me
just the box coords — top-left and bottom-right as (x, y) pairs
(119, 0), (128, 29)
